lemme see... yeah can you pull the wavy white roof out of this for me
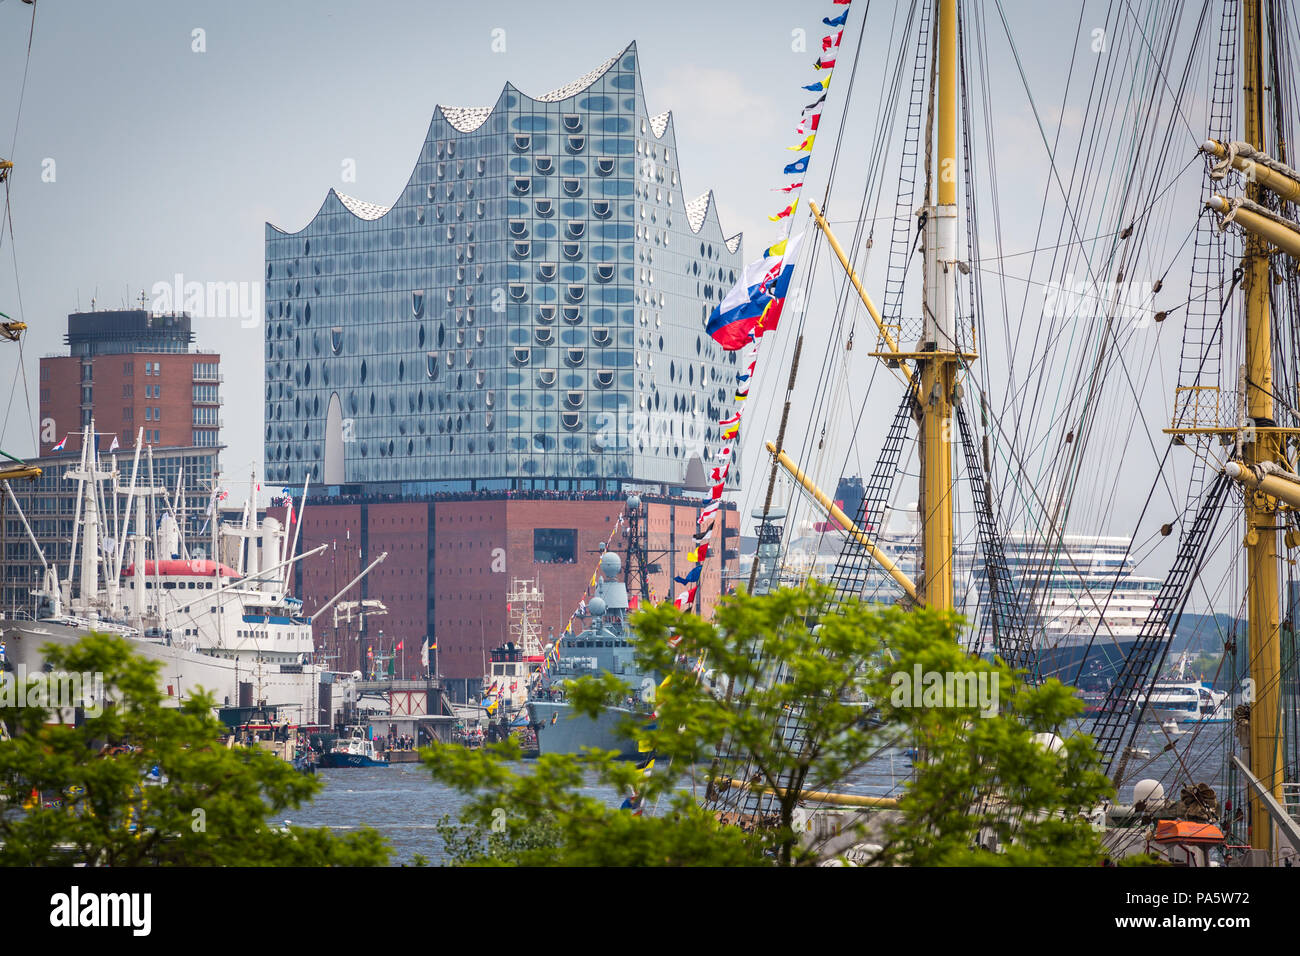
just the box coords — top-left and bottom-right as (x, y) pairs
(538, 52), (621, 101)
(440, 105), (493, 133)
(725, 234), (742, 254)
(685, 192), (712, 233)
(649, 111), (671, 137)
(335, 190), (390, 220)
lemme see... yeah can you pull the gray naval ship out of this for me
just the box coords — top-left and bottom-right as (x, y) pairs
(528, 550), (657, 759)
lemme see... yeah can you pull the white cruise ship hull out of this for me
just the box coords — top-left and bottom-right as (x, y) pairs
(1, 619), (323, 723)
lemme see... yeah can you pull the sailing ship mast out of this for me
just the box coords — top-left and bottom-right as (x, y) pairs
(1229, 0), (1284, 855)
(916, 0), (964, 612)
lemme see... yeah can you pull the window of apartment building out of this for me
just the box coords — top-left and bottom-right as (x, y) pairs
(123, 407), (133, 422)
(192, 384), (218, 403)
(145, 407), (152, 421)
(122, 383), (133, 398)
(123, 360), (134, 376)
(39, 388), (49, 404)
(193, 430), (217, 447)
(193, 406), (218, 426)
(80, 387), (92, 405)
(154, 407), (161, 421)
(40, 365), (50, 381)
(533, 528), (577, 564)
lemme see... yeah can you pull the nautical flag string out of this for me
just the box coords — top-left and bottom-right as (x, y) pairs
(625, 0), (853, 813)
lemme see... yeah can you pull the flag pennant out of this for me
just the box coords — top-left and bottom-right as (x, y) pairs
(824, 11), (848, 26)
(783, 155), (810, 175)
(802, 77), (830, 91)
(815, 55), (835, 70)
(769, 198), (799, 221)
(822, 30), (843, 51)
(772, 182), (803, 195)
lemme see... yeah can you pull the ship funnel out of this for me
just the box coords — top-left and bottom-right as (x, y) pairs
(159, 513), (181, 558)
(261, 516), (282, 574)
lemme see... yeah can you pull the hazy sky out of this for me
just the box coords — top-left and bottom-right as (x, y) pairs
(0, 1), (1237, 607)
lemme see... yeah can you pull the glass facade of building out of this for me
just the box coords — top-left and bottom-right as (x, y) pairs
(264, 43), (743, 491)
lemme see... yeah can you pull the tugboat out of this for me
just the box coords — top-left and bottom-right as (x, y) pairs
(318, 727), (389, 768)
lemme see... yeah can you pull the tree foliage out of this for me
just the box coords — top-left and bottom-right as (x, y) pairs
(425, 584), (1114, 866)
(0, 634), (389, 866)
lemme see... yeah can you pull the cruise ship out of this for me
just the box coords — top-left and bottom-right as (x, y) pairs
(748, 517), (1157, 689)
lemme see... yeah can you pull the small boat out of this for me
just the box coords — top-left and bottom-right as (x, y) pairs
(318, 728), (389, 768)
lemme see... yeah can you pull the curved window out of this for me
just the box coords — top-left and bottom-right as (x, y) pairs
(476, 370), (486, 386)
(426, 352), (439, 380)
(592, 200), (612, 219)
(595, 157), (615, 175)
(537, 262), (557, 281)
(509, 284), (528, 301)
(567, 136), (586, 153)
(446, 141), (455, 157)
(535, 155), (553, 174)
(562, 178), (582, 196)
(563, 114), (582, 132)
(485, 411), (495, 430)
(595, 264), (615, 282)
(566, 220), (585, 239)
(446, 351), (456, 367)
(446, 225), (456, 241)
(330, 327), (344, 355)
(477, 157), (487, 175)
(562, 411), (582, 431)
(486, 389), (495, 407)
(563, 241), (582, 260)
(426, 184), (436, 201)
(566, 284), (584, 303)
(537, 305), (556, 324)
(535, 327), (554, 345)
(565, 348), (585, 367)
(563, 305), (582, 323)
(513, 177), (531, 195)
(412, 290), (424, 317)
(534, 198), (554, 217)
(537, 368), (557, 387)
(513, 240), (531, 259)
(512, 348), (531, 366)
(509, 219), (528, 237)
(592, 328), (611, 345)
(514, 134), (531, 151)
(595, 369), (615, 388)
(565, 390), (584, 408)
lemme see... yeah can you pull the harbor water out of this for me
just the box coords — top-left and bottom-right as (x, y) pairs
(291, 721), (1234, 865)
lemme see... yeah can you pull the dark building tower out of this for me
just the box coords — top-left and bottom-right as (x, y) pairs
(264, 43), (743, 493)
(39, 308), (221, 455)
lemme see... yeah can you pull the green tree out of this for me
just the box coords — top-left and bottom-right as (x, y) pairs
(0, 634), (389, 866)
(424, 584), (1114, 866)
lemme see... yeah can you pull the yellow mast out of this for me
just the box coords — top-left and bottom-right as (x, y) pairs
(1240, 0), (1284, 855)
(916, 0), (962, 611)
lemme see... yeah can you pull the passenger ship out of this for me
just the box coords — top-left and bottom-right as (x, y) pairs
(773, 520), (1158, 687)
(0, 423), (379, 723)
